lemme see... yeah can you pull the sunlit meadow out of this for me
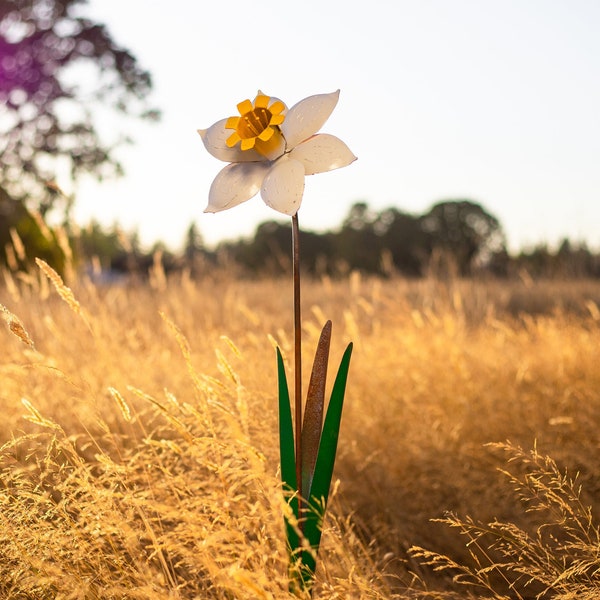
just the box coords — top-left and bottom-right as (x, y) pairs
(1, 258), (600, 598)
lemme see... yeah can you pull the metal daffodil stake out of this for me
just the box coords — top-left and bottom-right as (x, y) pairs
(199, 90), (356, 593)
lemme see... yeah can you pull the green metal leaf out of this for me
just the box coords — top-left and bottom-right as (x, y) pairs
(301, 320), (331, 499)
(278, 341), (353, 595)
(303, 342), (353, 555)
(277, 348), (298, 553)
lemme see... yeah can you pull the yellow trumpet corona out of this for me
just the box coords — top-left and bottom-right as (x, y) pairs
(225, 94), (286, 157)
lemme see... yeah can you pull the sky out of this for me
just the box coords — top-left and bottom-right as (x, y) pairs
(69, 0), (600, 252)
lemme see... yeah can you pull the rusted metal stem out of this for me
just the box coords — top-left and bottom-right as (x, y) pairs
(292, 212), (303, 526)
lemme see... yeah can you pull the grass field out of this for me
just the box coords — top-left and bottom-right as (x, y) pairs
(1, 263), (600, 598)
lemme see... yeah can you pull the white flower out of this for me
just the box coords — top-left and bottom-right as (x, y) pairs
(198, 90), (356, 216)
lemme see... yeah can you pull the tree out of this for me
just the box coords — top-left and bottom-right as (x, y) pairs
(334, 202), (382, 273)
(182, 221), (206, 276)
(374, 207), (428, 276)
(419, 200), (506, 275)
(0, 183), (65, 270)
(183, 222), (203, 260)
(0, 0), (159, 219)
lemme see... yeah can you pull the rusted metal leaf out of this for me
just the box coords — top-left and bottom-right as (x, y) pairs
(301, 320), (332, 497)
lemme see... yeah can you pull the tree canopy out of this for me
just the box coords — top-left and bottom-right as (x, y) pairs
(420, 199), (506, 275)
(0, 0), (158, 217)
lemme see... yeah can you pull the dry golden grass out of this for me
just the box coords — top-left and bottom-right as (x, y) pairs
(1, 264), (600, 598)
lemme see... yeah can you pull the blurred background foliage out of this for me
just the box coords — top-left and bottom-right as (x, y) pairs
(0, 0), (157, 273)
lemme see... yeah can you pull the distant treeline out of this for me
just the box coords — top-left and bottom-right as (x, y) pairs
(207, 200), (600, 279)
(213, 200), (506, 278)
(82, 199), (600, 280)
(2, 196), (599, 279)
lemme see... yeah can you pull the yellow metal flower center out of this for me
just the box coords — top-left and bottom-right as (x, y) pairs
(225, 94), (285, 157)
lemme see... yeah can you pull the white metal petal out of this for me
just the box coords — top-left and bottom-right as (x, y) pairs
(257, 90), (288, 114)
(198, 119), (264, 163)
(288, 134), (357, 175)
(260, 157), (306, 216)
(205, 162), (270, 213)
(281, 90), (340, 150)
